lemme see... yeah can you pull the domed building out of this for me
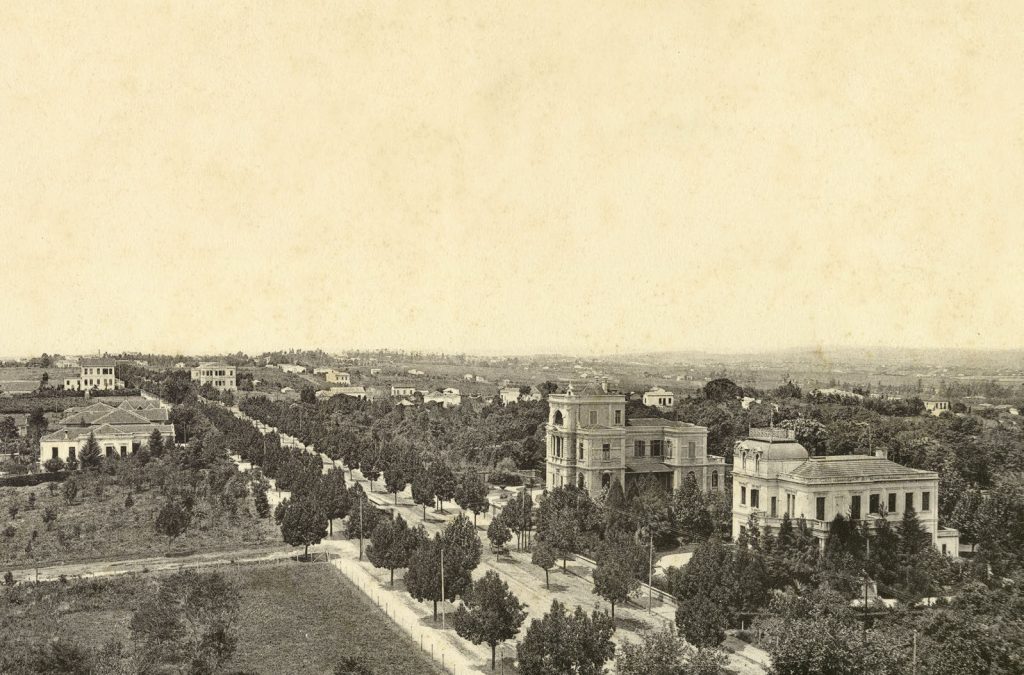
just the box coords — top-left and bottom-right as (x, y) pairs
(732, 427), (959, 557)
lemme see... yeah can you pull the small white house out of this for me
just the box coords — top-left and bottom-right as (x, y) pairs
(279, 364), (306, 374)
(391, 384), (417, 397)
(643, 387), (674, 408)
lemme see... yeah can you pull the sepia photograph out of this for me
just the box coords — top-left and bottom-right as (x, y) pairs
(1, 2), (1022, 673)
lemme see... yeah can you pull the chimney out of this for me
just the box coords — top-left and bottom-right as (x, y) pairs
(601, 380), (608, 393)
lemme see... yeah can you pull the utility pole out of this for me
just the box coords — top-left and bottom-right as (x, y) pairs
(648, 530), (654, 613)
(862, 570), (869, 643)
(440, 545), (446, 630)
(358, 497), (364, 561)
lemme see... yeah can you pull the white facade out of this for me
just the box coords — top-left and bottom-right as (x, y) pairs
(731, 428), (959, 557)
(190, 362), (237, 392)
(424, 389), (462, 407)
(923, 400), (950, 416)
(391, 384), (416, 397)
(63, 359), (121, 391)
(326, 371), (351, 384)
(279, 364), (306, 374)
(643, 387), (675, 408)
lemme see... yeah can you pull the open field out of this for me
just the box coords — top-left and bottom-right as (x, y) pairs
(0, 560), (443, 675)
(0, 468), (282, 568)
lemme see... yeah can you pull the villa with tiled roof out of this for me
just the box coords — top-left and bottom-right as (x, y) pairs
(62, 358), (124, 391)
(39, 400), (174, 465)
(545, 384), (725, 496)
(731, 427), (959, 557)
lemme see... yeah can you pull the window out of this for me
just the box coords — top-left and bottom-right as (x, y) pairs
(650, 440), (662, 457)
(634, 440), (646, 457)
(922, 491), (931, 512)
(816, 496), (826, 521)
(888, 493), (897, 513)
(740, 486), (747, 505)
(851, 495), (861, 520)
(905, 492), (914, 512)
(68, 448), (76, 460)
(602, 472), (611, 489)
(51, 448), (58, 459)
(105, 447), (114, 457)
(787, 494), (795, 516)
(751, 489), (760, 509)
(711, 470), (718, 488)
(941, 544), (947, 555)
(688, 441), (696, 459)
(614, 410), (622, 425)
(120, 447), (127, 458)
(770, 496), (777, 517)
(665, 440), (673, 458)
(869, 494), (880, 515)
(578, 442), (584, 461)
(589, 411), (597, 425)
(602, 443), (610, 460)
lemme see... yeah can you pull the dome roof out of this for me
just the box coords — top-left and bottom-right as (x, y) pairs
(738, 438), (809, 461)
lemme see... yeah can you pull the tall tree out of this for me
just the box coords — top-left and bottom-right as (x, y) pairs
(367, 514), (416, 585)
(155, 501), (191, 550)
(591, 532), (642, 619)
(487, 514), (512, 555)
(451, 571), (527, 670)
(411, 467), (435, 521)
(279, 496), (328, 558)
(80, 432), (102, 469)
(531, 539), (556, 589)
(319, 469), (350, 536)
(383, 460), (408, 505)
(431, 459), (457, 512)
(900, 504), (930, 557)
(517, 600), (615, 675)
(147, 428), (164, 457)
(455, 471), (490, 526)
(405, 515), (481, 621)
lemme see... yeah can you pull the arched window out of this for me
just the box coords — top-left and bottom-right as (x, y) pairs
(553, 410), (564, 426)
(741, 451), (747, 469)
(577, 473), (585, 489)
(711, 470), (719, 488)
(602, 472), (611, 489)
(754, 454), (760, 472)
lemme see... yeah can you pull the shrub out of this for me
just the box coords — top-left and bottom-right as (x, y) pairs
(3, 525), (16, 538)
(124, 493), (135, 508)
(44, 457), (66, 473)
(3, 570), (13, 585)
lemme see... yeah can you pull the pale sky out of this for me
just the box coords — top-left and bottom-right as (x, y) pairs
(1, 2), (1022, 358)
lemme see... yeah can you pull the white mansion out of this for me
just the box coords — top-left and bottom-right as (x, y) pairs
(545, 384), (725, 496)
(190, 362), (237, 392)
(731, 427), (959, 557)
(40, 398), (174, 464)
(63, 358), (124, 391)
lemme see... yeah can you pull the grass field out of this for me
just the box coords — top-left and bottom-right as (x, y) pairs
(0, 468), (281, 568)
(0, 560), (443, 675)
(226, 561), (444, 674)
